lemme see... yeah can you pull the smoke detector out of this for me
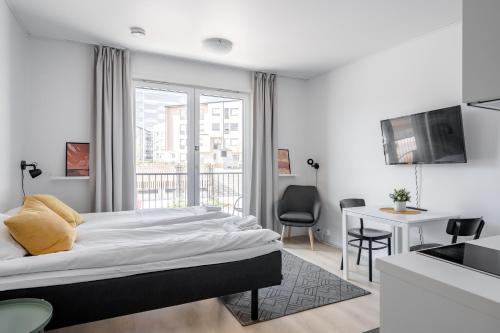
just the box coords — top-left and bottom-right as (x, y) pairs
(202, 38), (233, 54)
(130, 27), (146, 37)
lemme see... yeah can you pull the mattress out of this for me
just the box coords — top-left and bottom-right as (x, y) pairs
(0, 207), (282, 291)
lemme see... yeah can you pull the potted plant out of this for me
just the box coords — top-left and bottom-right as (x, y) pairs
(389, 188), (411, 211)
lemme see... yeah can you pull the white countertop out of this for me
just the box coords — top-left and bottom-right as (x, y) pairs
(377, 235), (500, 319)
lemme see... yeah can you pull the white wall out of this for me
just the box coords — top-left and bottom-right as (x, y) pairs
(0, 0), (28, 211)
(132, 52), (252, 93)
(276, 76), (316, 189)
(307, 23), (500, 247)
(21, 38), (93, 213)
(16, 39), (310, 213)
(275, 76), (316, 235)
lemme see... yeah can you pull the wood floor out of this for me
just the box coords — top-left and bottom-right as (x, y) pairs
(50, 237), (380, 333)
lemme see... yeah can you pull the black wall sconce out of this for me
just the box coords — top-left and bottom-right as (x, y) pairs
(20, 160), (42, 196)
(307, 158), (319, 186)
(307, 158), (319, 170)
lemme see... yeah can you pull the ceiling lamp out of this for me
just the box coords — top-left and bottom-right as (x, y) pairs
(130, 26), (146, 37)
(202, 38), (233, 54)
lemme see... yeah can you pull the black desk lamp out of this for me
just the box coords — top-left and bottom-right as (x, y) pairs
(20, 160), (42, 196)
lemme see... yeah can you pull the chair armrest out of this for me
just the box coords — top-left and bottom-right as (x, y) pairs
(312, 196), (321, 222)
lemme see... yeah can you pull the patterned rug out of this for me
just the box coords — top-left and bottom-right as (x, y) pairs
(221, 250), (370, 325)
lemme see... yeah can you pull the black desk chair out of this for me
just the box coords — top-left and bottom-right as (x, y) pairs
(278, 185), (321, 250)
(411, 217), (485, 251)
(340, 198), (392, 282)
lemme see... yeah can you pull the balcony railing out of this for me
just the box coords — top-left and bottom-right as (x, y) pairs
(136, 172), (243, 215)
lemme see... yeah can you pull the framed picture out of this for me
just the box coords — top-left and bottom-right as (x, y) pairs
(66, 142), (90, 176)
(277, 149), (291, 174)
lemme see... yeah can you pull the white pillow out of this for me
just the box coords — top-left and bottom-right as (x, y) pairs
(4, 206), (22, 216)
(0, 214), (27, 260)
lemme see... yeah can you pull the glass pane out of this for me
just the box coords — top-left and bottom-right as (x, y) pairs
(135, 87), (189, 209)
(198, 95), (243, 215)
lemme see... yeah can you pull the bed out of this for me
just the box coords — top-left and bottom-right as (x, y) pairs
(0, 207), (283, 329)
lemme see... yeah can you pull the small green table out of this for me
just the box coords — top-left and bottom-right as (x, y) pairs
(0, 298), (53, 333)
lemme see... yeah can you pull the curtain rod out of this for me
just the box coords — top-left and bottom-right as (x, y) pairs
(133, 78), (248, 95)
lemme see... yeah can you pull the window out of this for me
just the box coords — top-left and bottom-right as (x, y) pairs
(135, 84), (247, 213)
(180, 124), (187, 136)
(212, 138), (222, 150)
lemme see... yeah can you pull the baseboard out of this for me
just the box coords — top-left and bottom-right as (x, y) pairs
(315, 235), (384, 261)
(316, 237), (340, 249)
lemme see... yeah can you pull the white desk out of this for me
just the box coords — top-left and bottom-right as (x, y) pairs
(342, 206), (459, 280)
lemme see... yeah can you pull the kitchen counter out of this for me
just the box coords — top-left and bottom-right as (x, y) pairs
(376, 235), (500, 333)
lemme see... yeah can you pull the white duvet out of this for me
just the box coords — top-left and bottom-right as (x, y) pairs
(0, 207), (281, 283)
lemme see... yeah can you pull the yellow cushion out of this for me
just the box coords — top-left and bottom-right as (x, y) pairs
(29, 194), (83, 227)
(4, 197), (76, 255)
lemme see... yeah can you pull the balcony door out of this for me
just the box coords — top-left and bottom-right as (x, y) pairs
(134, 82), (248, 214)
(195, 90), (247, 215)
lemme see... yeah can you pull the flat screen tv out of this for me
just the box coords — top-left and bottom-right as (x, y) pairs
(381, 106), (467, 165)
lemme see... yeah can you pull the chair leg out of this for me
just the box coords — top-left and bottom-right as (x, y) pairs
(281, 226), (286, 241)
(308, 227), (314, 251)
(368, 239), (373, 282)
(287, 226), (292, 239)
(388, 238), (392, 255)
(340, 257), (343, 270)
(356, 240), (363, 265)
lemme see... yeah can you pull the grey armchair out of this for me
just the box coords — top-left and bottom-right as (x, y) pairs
(278, 185), (321, 250)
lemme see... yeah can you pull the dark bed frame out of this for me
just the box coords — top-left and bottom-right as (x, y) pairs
(0, 251), (282, 330)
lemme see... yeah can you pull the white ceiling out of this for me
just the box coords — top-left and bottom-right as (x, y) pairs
(7, 0), (461, 79)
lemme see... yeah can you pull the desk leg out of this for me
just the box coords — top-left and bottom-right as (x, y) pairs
(342, 210), (349, 280)
(401, 224), (410, 253)
(391, 225), (397, 255)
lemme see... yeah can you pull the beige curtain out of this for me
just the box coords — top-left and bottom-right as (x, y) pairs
(249, 72), (278, 231)
(93, 46), (135, 212)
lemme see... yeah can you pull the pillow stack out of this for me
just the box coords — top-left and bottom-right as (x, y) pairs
(31, 194), (83, 227)
(3, 195), (83, 256)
